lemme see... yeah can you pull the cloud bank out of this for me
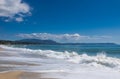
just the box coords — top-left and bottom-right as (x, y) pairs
(0, 0), (31, 22)
(17, 33), (112, 43)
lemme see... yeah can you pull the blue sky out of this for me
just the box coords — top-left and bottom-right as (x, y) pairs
(0, 0), (120, 43)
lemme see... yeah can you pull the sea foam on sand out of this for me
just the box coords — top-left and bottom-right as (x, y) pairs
(0, 45), (120, 79)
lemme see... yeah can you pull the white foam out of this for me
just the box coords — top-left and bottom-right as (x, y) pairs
(1, 45), (120, 70)
(1, 45), (120, 79)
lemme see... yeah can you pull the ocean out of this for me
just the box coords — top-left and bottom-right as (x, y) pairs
(17, 44), (120, 58)
(0, 44), (120, 79)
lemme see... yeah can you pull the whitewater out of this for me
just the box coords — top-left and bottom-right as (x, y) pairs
(0, 45), (120, 79)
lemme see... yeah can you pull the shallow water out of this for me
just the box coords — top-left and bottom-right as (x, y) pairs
(1, 45), (120, 79)
(14, 44), (120, 58)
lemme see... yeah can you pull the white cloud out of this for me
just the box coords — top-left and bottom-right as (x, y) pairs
(17, 33), (112, 43)
(0, 0), (31, 22)
(15, 17), (23, 22)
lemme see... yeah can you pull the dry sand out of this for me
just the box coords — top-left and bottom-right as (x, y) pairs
(0, 71), (23, 79)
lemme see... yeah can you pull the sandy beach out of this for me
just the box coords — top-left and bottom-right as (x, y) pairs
(0, 71), (23, 79)
(0, 47), (56, 79)
(1, 45), (120, 79)
(0, 71), (57, 79)
(1, 0), (120, 78)
(0, 47), (3, 51)
(0, 48), (18, 79)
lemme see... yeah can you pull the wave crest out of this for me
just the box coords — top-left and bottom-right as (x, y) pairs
(1, 45), (120, 69)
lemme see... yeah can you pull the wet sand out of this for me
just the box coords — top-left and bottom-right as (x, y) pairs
(0, 47), (3, 51)
(0, 71), (23, 79)
(0, 71), (57, 79)
(0, 47), (56, 79)
(0, 59), (27, 79)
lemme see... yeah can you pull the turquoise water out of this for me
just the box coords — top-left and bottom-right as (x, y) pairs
(1, 45), (120, 78)
(16, 44), (120, 58)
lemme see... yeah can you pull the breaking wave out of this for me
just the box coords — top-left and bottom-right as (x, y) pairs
(1, 45), (120, 70)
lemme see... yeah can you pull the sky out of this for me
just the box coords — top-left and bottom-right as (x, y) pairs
(0, 0), (120, 43)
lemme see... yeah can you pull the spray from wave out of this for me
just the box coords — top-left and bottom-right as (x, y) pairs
(0, 45), (120, 70)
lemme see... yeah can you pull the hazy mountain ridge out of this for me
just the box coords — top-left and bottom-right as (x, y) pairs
(0, 39), (118, 45)
(16, 39), (58, 45)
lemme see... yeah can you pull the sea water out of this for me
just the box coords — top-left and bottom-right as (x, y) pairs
(17, 44), (120, 58)
(1, 44), (120, 79)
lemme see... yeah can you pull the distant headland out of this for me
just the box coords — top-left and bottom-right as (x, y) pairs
(0, 39), (118, 46)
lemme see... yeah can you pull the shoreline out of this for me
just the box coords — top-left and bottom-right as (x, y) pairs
(0, 71), (23, 79)
(0, 71), (57, 79)
(1, 45), (120, 79)
(0, 47), (3, 51)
